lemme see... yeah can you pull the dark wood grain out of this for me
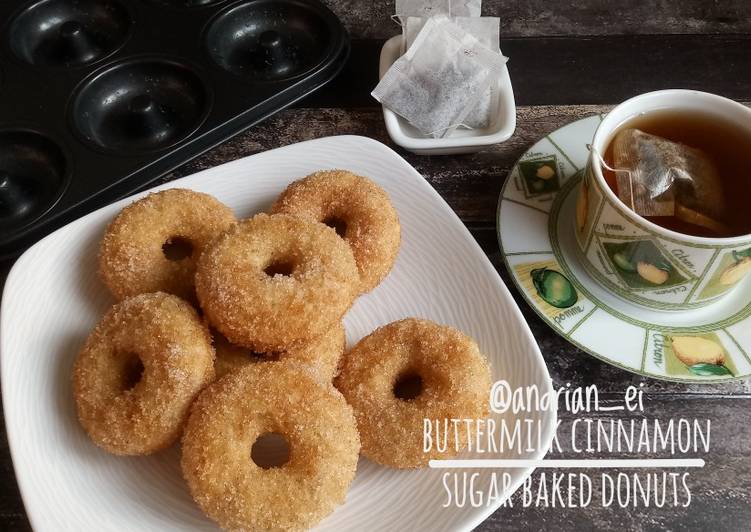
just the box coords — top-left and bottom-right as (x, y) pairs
(324, 0), (751, 39)
(0, 403), (26, 531)
(171, 102), (751, 230)
(166, 105), (607, 225)
(302, 35), (751, 108)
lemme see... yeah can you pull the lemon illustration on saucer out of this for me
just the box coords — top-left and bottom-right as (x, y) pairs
(604, 240), (684, 288)
(536, 165), (555, 180)
(719, 247), (751, 286)
(609, 241), (674, 286)
(518, 157), (561, 196)
(636, 261), (670, 285)
(670, 336), (732, 377)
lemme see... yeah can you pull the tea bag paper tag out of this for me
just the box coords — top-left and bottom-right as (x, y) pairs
(450, 0), (482, 17)
(404, 16), (500, 52)
(394, 0), (450, 24)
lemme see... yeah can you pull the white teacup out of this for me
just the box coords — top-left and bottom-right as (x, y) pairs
(575, 90), (751, 311)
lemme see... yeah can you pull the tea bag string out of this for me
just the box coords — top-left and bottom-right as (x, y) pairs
(590, 145), (637, 213)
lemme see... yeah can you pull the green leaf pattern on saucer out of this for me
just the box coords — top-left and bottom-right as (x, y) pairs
(688, 363), (733, 377)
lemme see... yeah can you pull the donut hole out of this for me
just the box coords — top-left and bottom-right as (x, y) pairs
(120, 353), (144, 392)
(237, 347), (281, 362)
(393, 371), (423, 401)
(249, 350), (281, 362)
(162, 236), (193, 261)
(251, 432), (290, 469)
(264, 259), (295, 277)
(322, 215), (347, 237)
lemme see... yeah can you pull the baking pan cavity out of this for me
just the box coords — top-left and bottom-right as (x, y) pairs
(153, 0), (226, 7)
(71, 58), (210, 153)
(0, 0), (348, 260)
(0, 130), (68, 232)
(9, 0), (132, 67)
(206, 0), (333, 81)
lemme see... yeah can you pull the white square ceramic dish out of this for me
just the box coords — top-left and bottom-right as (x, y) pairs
(378, 36), (517, 155)
(1, 136), (553, 531)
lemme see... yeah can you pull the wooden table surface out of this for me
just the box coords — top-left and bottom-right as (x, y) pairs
(2, 1), (750, 530)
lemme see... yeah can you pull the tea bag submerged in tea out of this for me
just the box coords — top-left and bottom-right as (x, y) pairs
(611, 128), (728, 233)
(372, 15), (507, 137)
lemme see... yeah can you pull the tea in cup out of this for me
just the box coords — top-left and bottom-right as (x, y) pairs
(575, 90), (751, 311)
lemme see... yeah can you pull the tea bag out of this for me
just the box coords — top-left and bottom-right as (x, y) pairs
(372, 15), (507, 138)
(394, 0), (450, 22)
(611, 128), (729, 233)
(451, 0), (482, 17)
(402, 16), (501, 129)
(394, 0), (481, 21)
(404, 16), (500, 51)
(457, 17), (501, 129)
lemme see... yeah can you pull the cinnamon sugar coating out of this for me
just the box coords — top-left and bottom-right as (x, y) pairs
(73, 292), (215, 455)
(335, 318), (491, 468)
(99, 188), (236, 301)
(181, 362), (360, 531)
(195, 213), (359, 352)
(271, 170), (400, 293)
(213, 320), (345, 383)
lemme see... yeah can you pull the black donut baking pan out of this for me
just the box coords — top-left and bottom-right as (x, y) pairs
(0, 0), (349, 260)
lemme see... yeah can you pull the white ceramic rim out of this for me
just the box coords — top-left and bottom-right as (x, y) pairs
(590, 89), (751, 246)
(378, 36), (517, 150)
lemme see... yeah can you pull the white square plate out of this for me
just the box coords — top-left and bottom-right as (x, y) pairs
(1, 136), (554, 531)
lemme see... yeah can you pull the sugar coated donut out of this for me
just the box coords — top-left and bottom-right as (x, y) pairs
(99, 188), (236, 301)
(213, 321), (345, 382)
(196, 213), (359, 351)
(73, 292), (215, 455)
(335, 318), (491, 468)
(182, 362), (360, 531)
(271, 170), (400, 293)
